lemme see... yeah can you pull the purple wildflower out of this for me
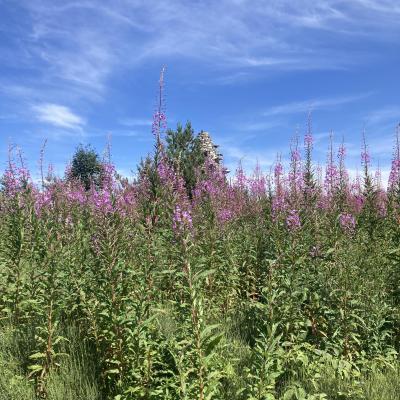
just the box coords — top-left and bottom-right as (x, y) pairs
(101, 162), (117, 191)
(389, 159), (400, 190)
(289, 138), (303, 203)
(234, 163), (247, 189)
(286, 209), (301, 231)
(67, 187), (86, 205)
(304, 133), (313, 147)
(361, 151), (370, 166)
(339, 213), (356, 234)
(157, 157), (176, 186)
(172, 205), (193, 235)
(34, 189), (53, 215)
(272, 160), (286, 216)
(338, 143), (346, 158)
(291, 149), (301, 162)
(249, 163), (266, 199)
(217, 208), (233, 223)
(2, 161), (32, 197)
(91, 190), (113, 213)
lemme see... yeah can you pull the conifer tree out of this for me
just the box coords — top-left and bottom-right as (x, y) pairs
(68, 145), (103, 190)
(165, 122), (205, 197)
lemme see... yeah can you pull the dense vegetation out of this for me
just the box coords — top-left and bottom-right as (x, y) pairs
(1, 77), (400, 398)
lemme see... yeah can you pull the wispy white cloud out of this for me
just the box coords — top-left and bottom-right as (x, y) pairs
(210, 72), (252, 86)
(119, 118), (152, 127)
(2, 0), (398, 103)
(32, 103), (85, 130)
(263, 94), (371, 117)
(223, 93), (371, 142)
(365, 106), (400, 125)
(236, 120), (283, 133)
(351, 0), (400, 15)
(106, 130), (151, 140)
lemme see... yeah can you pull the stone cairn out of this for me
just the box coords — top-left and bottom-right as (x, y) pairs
(198, 131), (229, 174)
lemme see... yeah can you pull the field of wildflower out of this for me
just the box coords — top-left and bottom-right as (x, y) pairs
(1, 76), (400, 399)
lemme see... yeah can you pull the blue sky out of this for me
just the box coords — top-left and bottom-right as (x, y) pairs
(0, 0), (399, 182)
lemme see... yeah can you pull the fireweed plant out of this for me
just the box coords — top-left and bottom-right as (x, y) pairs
(1, 71), (400, 399)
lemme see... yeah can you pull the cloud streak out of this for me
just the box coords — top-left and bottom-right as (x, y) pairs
(32, 103), (85, 130)
(365, 106), (400, 126)
(263, 94), (371, 117)
(119, 118), (152, 127)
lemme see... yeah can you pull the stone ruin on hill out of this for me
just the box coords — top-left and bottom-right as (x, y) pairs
(198, 131), (229, 173)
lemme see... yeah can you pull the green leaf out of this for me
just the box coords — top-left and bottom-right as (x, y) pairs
(28, 364), (43, 372)
(29, 352), (46, 360)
